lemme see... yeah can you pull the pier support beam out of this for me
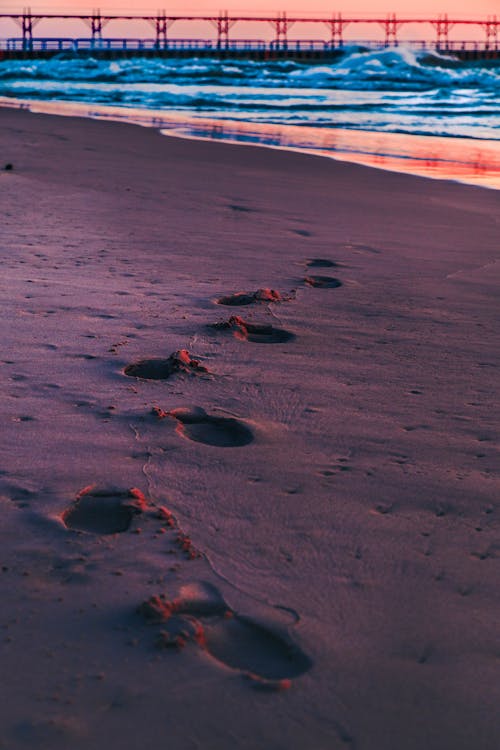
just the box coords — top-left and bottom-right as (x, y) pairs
(380, 14), (402, 47)
(91, 10), (103, 44)
(482, 16), (498, 49)
(22, 10), (33, 51)
(431, 14), (455, 50)
(152, 11), (176, 49)
(82, 9), (109, 47)
(15, 8), (40, 51)
(270, 12), (294, 50)
(324, 13), (349, 48)
(210, 11), (237, 50)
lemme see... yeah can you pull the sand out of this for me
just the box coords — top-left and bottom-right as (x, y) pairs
(0, 106), (499, 750)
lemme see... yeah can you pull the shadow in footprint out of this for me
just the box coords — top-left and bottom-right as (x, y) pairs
(343, 242), (381, 255)
(217, 288), (283, 306)
(204, 615), (311, 681)
(124, 350), (209, 380)
(304, 275), (342, 289)
(211, 316), (295, 344)
(306, 258), (340, 268)
(139, 582), (311, 683)
(228, 204), (254, 213)
(62, 487), (147, 534)
(166, 407), (253, 447)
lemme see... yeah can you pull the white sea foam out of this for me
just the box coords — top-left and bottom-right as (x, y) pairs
(0, 47), (498, 139)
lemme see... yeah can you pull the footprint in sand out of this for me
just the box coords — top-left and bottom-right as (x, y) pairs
(216, 288), (283, 306)
(124, 349), (209, 380)
(306, 258), (341, 268)
(210, 316), (295, 344)
(342, 242), (381, 255)
(154, 406), (254, 447)
(227, 203), (255, 213)
(304, 275), (342, 289)
(62, 486), (147, 534)
(138, 581), (312, 686)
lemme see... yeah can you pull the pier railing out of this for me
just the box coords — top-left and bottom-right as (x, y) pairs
(1, 37), (499, 60)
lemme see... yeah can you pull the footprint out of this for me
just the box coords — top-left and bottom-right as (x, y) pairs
(371, 502), (394, 516)
(227, 203), (254, 213)
(204, 614), (311, 682)
(217, 288), (283, 306)
(342, 242), (381, 255)
(162, 407), (254, 447)
(124, 350), (209, 380)
(62, 487), (147, 534)
(211, 316), (295, 344)
(304, 276), (342, 289)
(306, 258), (340, 268)
(138, 582), (311, 683)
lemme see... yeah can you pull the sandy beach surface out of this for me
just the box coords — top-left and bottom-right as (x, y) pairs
(1, 106), (499, 750)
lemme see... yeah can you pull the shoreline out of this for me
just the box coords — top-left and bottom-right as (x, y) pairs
(1, 95), (500, 189)
(1, 106), (499, 750)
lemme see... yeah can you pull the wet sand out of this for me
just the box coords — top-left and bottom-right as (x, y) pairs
(3, 97), (500, 189)
(0, 106), (499, 750)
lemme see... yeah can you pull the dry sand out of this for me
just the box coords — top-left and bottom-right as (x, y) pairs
(0, 106), (499, 750)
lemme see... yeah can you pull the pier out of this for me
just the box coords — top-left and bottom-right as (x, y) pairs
(0, 12), (498, 61)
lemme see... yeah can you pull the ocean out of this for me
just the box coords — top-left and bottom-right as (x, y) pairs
(1, 47), (499, 187)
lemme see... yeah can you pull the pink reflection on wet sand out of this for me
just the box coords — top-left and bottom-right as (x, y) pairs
(1, 96), (499, 189)
(164, 118), (500, 190)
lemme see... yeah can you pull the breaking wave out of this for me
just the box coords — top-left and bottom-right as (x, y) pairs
(0, 47), (498, 139)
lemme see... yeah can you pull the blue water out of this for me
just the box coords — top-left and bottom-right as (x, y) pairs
(0, 47), (499, 140)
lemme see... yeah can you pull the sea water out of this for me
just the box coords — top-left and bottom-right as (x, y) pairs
(1, 47), (499, 187)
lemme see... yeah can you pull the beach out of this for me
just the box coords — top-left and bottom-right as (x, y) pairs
(1, 106), (499, 749)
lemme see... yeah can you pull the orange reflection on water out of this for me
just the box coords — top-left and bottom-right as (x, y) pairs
(1, 97), (499, 189)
